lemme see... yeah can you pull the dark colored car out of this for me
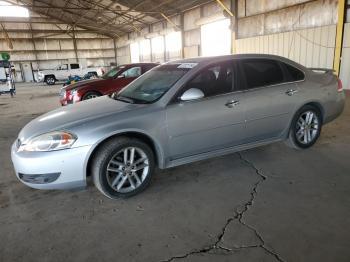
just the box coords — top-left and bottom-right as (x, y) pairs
(59, 63), (158, 106)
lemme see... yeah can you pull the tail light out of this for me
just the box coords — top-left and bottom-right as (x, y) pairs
(337, 78), (343, 92)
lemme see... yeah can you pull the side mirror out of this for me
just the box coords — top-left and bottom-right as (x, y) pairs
(180, 88), (204, 101)
(117, 74), (125, 79)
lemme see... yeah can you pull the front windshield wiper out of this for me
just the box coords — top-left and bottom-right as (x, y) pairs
(115, 95), (135, 104)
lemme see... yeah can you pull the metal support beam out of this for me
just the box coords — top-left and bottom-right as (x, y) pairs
(180, 13), (185, 59)
(216, 0), (234, 17)
(29, 21), (38, 62)
(333, 0), (346, 76)
(0, 23), (13, 50)
(160, 13), (181, 31)
(72, 28), (79, 63)
(113, 38), (118, 64)
(230, 0), (238, 54)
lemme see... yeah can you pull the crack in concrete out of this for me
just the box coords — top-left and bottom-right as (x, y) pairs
(161, 152), (286, 262)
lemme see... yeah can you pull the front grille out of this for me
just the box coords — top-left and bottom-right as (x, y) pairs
(19, 172), (61, 184)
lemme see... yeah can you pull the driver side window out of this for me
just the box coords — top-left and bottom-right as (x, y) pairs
(121, 67), (141, 78)
(184, 62), (233, 98)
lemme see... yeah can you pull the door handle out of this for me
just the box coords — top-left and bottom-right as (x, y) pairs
(225, 100), (239, 108)
(285, 89), (298, 96)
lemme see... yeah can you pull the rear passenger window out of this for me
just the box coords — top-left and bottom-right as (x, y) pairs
(284, 63), (305, 81)
(70, 64), (80, 69)
(240, 59), (284, 89)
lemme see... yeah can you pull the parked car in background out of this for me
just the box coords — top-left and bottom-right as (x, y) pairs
(37, 63), (104, 85)
(59, 63), (158, 106)
(11, 54), (345, 199)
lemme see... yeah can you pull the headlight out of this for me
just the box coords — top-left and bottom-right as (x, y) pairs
(71, 89), (81, 103)
(18, 131), (77, 152)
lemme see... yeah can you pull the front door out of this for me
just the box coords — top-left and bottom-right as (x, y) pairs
(166, 61), (246, 160)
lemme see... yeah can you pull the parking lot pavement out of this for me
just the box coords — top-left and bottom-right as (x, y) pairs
(0, 83), (349, 262)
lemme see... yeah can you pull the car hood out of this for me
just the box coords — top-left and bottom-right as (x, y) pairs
(64, 78), (108, 91)
(18, 96), (144, 143)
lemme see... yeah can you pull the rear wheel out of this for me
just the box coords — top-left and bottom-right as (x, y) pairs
(82, 91), (101, 101)
(45, 76), (56, 85)
(92, 137), (155, 199)
(286, 105), (322, 149)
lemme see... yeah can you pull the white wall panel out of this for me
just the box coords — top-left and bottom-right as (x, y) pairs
(236, 25), (336, 69)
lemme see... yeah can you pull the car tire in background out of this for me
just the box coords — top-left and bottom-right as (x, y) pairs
(82, 91), (101, 101)
(91, 137), (155, 199)
(45, 75), (56, 85)
(286, 105), (322, 149)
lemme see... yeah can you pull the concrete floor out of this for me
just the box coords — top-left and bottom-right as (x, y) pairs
(0, 83), (350, 262)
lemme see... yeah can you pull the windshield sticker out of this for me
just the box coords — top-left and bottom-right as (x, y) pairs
(177, 63), (198, 69)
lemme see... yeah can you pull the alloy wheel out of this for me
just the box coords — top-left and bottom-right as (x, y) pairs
(85, 94), (98, 100)
(106, 147), (149, 193)
(295, 110), (319, 144)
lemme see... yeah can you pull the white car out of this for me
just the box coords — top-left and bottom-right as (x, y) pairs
(37, 63), (104, 85)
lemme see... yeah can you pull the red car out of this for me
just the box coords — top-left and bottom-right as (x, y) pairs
(59, 63), (158, 106)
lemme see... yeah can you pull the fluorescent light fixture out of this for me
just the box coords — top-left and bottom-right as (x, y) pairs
(0, 1), (29, 17)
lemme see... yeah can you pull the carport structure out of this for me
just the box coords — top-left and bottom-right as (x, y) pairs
(1, 1), (350, 262)
(0, 0), (349, 88)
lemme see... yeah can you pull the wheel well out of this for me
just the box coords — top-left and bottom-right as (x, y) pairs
(44, 74), (55, 80)
(86, 132), (159, 177)
(83, 90), (103, 96)
(303, 102), (324, 122)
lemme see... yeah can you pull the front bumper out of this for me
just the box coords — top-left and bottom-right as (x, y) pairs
(11, 142), (92, 190)
(37, 74), (44, 82)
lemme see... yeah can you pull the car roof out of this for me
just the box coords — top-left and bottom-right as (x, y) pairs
(167, 54), (305, 69)
(122, 63), (159, 67)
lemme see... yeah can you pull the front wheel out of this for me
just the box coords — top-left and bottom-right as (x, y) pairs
(286, 105), (322, 149)
(82, 91), (101, 101)
(92, 137), (155, 199)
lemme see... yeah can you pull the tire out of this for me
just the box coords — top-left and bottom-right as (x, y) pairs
(286, 105), (322, 149)
(92, 137), (155, 199)
(45, 76), (56, 85)
(82, 91), (101, 101)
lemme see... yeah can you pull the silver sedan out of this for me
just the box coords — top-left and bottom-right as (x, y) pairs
(11, 54), (345, 199)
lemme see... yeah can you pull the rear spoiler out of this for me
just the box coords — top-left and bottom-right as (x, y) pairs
(308, 68), (335, 74)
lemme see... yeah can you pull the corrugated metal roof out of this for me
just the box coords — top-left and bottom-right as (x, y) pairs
(5, 0), (211, 37)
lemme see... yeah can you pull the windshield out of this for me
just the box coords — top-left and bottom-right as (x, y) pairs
(102, 66), (125, 79)
(115, 64), (192, 104)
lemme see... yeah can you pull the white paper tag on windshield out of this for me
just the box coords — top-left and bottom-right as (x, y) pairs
(177, 63), (198, 69)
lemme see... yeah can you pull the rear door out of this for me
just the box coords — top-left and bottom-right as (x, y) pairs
(70, 63), (81, 76)
(55, 64), (68, 80)
(238, 58), (301, 142)
(166, 61), (246, 160)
